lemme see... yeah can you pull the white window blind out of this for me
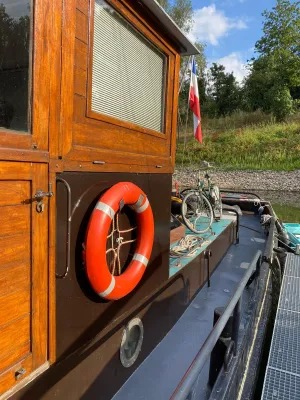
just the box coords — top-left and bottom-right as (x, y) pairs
(91, 0), (166, 133)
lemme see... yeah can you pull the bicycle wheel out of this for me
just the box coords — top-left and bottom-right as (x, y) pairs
(181, 191), (213, 234)
(211, 185), (222, 220)
(180, 188), (196, 197)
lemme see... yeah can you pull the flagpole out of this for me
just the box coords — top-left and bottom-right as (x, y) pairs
(177, 56), (191, 144)
(180, 56), (192, 169)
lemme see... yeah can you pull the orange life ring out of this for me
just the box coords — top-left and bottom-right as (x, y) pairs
(84, 182), (154, 300)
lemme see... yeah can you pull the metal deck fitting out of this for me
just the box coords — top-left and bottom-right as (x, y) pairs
(262, 253), (300, 400)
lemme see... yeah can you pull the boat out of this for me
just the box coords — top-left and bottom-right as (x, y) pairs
(282, 223), (300, 252)
(0, 1), (286, 399)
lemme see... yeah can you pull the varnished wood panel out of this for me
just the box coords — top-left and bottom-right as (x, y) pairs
(73, 97), (168, 156)
(60, 0), (76, 157)
(170, 54), (180, 168)
(73, 120), (167, 156)
(76, 9), (88, 44)
(75, 39), (88, 71)
(67, 145), (171, 165)
(0, 234), (30, 268)
(0, 288), (30, 328)
(60, 0), (179, 171)
(0, 356), (32, 396)
(77, 0), (89, 15)
(49, 0), (63, 159)
(63, 159), (173, 173)
(0, 148), (49, 163)
(0, 206), (30, 237)
(0, 182), (30, 207)
(31, 163), (48, 369)
(48, 171), (57, 363)
(0, 163), (32, 180)
(0, 342), (30, 375)
(0, 315), (30, 357)
(0, 261), (30, 297)
(74, 66), (87, 97)
(0, 162), (48, 395)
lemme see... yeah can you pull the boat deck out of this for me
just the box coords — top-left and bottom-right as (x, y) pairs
(113, 213), (267, 400)
(262, 253), (300, 400)
(169, 217), (233, 277)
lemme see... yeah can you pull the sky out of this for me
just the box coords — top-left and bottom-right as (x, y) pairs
(188, 0), (278, 82)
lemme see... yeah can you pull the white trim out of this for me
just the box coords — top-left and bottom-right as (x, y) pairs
(98, 275), (116, 298)
(133, 253), (149, 267)
(132, 195), (145, 210)
(135, 198), (149, 214)
(95, 202), (115, 219)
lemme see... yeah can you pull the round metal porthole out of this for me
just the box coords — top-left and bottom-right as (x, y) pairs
(120, 318), (144, 368)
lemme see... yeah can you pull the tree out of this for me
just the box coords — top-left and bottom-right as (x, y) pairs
(156, 0), (193, 33)
(169, 0), (193, 33)
(207, 63), (241, 117)
(244, 0), (300, 120)
(244, 55), (277, 111)
(266, 85), (294, 121)
(156, 0), (169, 10)
(255, 0), (300, 87)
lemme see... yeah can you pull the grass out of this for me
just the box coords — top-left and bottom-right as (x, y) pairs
(272, 203), (300, 223)
(176, 111), (300, 171)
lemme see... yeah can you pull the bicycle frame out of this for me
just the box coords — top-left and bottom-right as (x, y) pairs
(179, 167), (221, 222)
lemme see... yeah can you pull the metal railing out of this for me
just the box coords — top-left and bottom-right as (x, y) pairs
(222, 206), (240, 244)
(170, 250), (262, 400)
(220, 189), (261, 200)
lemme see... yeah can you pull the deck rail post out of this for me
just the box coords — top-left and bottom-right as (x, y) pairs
(232, 299), (241, 356)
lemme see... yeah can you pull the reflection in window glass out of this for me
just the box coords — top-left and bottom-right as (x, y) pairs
(0, 1), (31, 132)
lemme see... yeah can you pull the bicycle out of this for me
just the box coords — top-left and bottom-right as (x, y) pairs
(180, 161), (222, 234)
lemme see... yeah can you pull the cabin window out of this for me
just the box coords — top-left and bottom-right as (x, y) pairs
(91, 0), (166, 133)
(0, 0), (31, 132)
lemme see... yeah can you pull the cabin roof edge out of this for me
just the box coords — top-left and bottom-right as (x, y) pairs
(139, 0), (200, 56)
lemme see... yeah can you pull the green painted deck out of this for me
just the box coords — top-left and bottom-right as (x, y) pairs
(169, 218), (233, 277)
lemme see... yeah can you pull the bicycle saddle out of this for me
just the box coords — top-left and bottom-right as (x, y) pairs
(202, 160), (215, 168)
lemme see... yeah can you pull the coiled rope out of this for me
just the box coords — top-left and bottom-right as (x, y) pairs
(170, 234), (210, 258)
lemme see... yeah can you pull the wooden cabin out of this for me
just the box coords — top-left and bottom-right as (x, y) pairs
(0, 1), (236, 399)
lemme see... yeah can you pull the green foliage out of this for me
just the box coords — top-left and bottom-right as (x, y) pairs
(156, 0), (169, 9)
(255, 0), (300, 87)
(266, 85), (294, 121)
(244, 0), (300, 120)
(169, 0), (193, 33)
(176, 113), (300, 171)
(205, 64), (241, 117)
(160, 0), (300, 124)
(244, 56), (276, 111)
(272, 203), (300, 223)
(156, 0), (193, 33)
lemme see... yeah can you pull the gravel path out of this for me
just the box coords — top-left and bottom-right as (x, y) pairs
(173, 168), (300, 192)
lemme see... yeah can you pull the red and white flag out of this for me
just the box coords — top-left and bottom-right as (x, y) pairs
(189, 56), (202, 143)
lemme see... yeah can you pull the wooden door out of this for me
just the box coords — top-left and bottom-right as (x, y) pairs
(0, 162), (48, 396)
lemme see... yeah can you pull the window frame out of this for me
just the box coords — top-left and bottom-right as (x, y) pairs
(86, 0), (174, 140)
(0, 0), (50, 153)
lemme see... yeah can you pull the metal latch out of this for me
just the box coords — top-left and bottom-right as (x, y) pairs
(15, 368), (26, 380)
(33, 184), (53, 213)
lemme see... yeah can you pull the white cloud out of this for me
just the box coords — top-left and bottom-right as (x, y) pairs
(188, 5), (247, 45)
(214, 52), (249, 83)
